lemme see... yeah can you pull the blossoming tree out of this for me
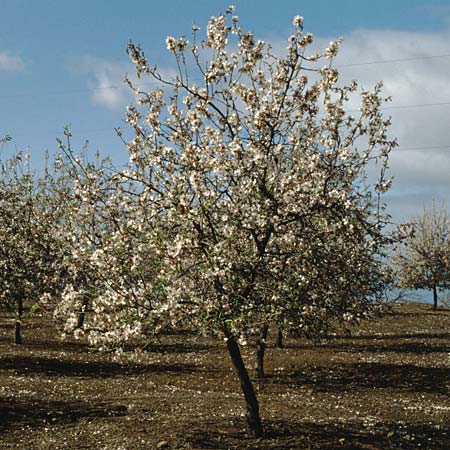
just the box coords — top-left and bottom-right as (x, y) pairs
(61, 8), (397, 436)
(46, 130), (174, 353)
(0, 151), (65, 344)
(393, 204), (450, 310)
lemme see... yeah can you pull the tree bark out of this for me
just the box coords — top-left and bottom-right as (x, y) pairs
(255, 324), (269, 378)
(77, 296), (89, 329)
(223, 324), (263, 437)
(15, 295), (23, 345)
(432, 283), (438, 311)
(276, 327), (283, 349)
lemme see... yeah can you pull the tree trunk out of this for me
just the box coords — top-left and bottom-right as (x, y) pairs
(432, 283), (438, 311)
(255, 324), (269, 378)
(223, 324), (263, 437)
(15, 296), (23, 345)
(276, 327), (283, 349)
(77, 296), (89, 329)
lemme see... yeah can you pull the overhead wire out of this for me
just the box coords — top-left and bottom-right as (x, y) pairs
(2, 51), (450, 101)
(3, 51), (450, 151)
(336, 52), (450, 68)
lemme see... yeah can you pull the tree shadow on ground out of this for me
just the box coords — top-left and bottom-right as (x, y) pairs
(384, 309), (450, 318)
(0, 355), (198, 378)
(11, 338), (90, 352)
(291, 340), (450, 355)
(324, 332), (450, 341)
(0, 397), (128, 433)
(141, 341), (212, 354)
(270, 363), (449, 395)
(0, 331), (215, 354)
(286, 332), (450, 355)
(184, 418), (450, 449)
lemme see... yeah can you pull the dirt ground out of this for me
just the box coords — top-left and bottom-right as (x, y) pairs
(1, 302), (450, 449)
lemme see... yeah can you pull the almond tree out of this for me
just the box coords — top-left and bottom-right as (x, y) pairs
(393, 204), (450, 310)
(47, 130), (172, 350)
(54, 188), (167, 348)
(47, 134), (131, 338)
(61, 9), (397, 436)
(0, 151), (65, 344)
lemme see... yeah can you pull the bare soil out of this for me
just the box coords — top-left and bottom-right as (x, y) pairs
(1, 302), (450, 449)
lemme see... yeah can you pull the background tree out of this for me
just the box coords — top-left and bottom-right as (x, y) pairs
(49, 131), (170, 349)
(0, 150), (65, 344)
(393, 204), (450, 310)
(45, 132), (126, 338)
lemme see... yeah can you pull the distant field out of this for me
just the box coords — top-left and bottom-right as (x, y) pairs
(390, 288), (450, 306)
(1, 303), (450, 449)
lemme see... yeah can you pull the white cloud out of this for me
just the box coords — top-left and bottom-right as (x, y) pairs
(78, 56), (178, 112)
(267, 27), (450, 221)
(309, 28), (450, 222)
(78, 56), (135, 111)
(0, 51), (25, 72)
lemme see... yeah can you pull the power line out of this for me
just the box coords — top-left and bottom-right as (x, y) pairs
(338, 100), (450, 115)
(10, 127), (117, 138)
(336, 53), (450, 68)
(382, 101), (450, 110)
(2, 52), (450, 101)
(3, 52), (450, 148)
(396, 145), (450, 152)
(5, 87), (450, 113)
(0, 81), (163, 100)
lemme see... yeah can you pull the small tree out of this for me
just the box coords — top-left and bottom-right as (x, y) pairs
(393, 204), (450, 310)
(47, 133), (130, 337)
(46, 131), (170, 348)
(0, 151), (65, 344)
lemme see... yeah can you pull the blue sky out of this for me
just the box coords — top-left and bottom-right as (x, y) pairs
(1, 0), (450, 222)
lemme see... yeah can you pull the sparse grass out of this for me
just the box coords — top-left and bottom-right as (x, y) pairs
(1, 303), (450, 449)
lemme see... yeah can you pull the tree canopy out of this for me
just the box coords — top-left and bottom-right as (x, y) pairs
(393, 204), (450, 310)
(1, 9), (398, 437)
